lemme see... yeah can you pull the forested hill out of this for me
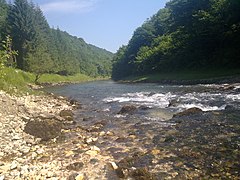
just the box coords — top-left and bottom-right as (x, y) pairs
(0, 0), (113, 77)
(112, 0), (240, 80)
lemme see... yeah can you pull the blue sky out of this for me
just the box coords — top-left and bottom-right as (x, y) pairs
(33, 0), (169, 52)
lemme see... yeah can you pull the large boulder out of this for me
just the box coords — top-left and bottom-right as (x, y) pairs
(24, 119), (63, 141)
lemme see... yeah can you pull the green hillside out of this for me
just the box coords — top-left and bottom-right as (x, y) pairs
(112, 0), (240, 80)
(0, 0), (113, 80)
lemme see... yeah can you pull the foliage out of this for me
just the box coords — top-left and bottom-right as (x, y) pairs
(0, 67), (35, 94)
(0, 0), (8, 41)
(0, 35), (18, 77)
(0, 0), (113, 80)
(112, 0), (240, 80)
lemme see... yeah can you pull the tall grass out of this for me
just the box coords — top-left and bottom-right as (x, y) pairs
(0, 67), (35, 94)
(38, 73), (93, 84)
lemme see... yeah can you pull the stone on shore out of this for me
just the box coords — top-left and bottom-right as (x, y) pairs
(24, 119), (63, 141)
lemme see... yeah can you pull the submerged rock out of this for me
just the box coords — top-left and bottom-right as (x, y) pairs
(69, 98), (82, 109)
(225, 105), (237, 111)
(118, 105), (137, 114)
(115, 152), (156, 179)
(59, 109), (74, 121)
(155, 110), (240, 179)
(168, 99), (180, 107)
(173, 107), (203, 117)
(24, 119), (63, 141)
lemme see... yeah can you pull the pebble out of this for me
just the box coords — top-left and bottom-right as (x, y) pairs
(0, 164), (10, 173)
(36, 148), (45, 154)
(20, 165), (29, 175)
(10, 161), (18, 170)
(110, 162), (118, 170)
(85, 150), (99, 156)
(19, 146), (31, 154)
(106, 131), (114, 136)
(75, 174), (85, 180)
(99, 131), (106, 136)
(85, 137), (98, 144)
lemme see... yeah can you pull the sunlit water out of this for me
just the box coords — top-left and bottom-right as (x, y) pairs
(43, 81), (240, 178)
(44, 80), (240, 122)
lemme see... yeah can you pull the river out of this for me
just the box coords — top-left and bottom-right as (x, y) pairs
(44, 80), (240, 179)
(45, 80), (240, 119)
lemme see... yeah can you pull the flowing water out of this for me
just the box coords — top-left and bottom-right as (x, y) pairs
(44, 81), (240, 179)
(45, 80), (240, 119)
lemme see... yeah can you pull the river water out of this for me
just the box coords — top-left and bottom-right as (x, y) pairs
(44, 81), (240, 179)
(45, 80), (240, 119)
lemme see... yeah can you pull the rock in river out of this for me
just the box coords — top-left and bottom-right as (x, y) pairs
(118, 105), (137, 115)
(60, 109), (74, 121)
(173, 107), (203, 117)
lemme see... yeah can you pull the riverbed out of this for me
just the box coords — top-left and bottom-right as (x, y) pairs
(43, 80), (240, 179)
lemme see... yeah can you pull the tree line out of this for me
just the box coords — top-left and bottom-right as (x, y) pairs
(0, 0), (113, 78)
(112, 0), (240, 80)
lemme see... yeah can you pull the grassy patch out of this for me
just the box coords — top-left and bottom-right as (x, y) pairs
(38, 73), (93, 84)
(0, 67), (96, 94)
(0, 67), (35, 94)
(122, 68), (240, 83)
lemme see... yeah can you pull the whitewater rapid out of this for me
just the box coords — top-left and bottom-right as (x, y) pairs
(103, 89), (240, 112)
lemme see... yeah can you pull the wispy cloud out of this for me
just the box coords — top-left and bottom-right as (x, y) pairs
(40, 0), (98, 13)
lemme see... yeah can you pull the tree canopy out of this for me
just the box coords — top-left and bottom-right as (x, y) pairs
(0, 0), (113, 78)
(112, 0), (240, 80)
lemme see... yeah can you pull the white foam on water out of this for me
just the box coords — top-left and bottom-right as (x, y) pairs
(103, 92), (175, 108)
(103, 90), (239, 112)
(180, 92), (223, 101)
(103, 108), (110, 112)
(234, 85), (240, 90)
(114, 114), (126, 118)
(176, 103), (226, 111)
(226, 94), (240, 101)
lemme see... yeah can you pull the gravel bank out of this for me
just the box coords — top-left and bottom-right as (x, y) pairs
(0, 91), (114, 179)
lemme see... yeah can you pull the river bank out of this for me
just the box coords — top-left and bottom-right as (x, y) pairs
(0, 90), (116, 179)
(119, 69), (240, 85)
(0, 81), (240, 179)
(0, 90), (69, 179)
